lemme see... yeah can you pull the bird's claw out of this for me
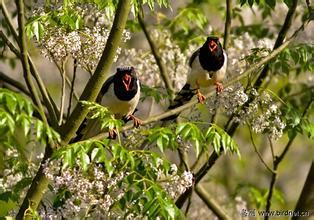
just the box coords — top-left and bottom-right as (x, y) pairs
(215, 82), (224, 93)
(108, 129), (117, 139)
(127, 115), (142, 128)
(196, 90), (206, 104)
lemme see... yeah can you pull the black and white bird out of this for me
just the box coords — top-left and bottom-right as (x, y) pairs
(169, 36), (227, 110)
(97, 66), (141, 127)
(74, 67), (141, 140)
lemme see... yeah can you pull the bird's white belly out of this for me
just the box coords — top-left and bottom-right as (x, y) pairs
(187, 53), (227, 89)
(100, 84), (140, 118)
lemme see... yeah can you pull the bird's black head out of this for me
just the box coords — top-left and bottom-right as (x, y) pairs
(115, 66), (137, 91)
(199, 36), (225, 72)
(114, 66), (139, 101)
(205, 36), (222, 53)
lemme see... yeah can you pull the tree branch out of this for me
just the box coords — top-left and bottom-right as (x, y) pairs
(248, 124), (275, 174)
(223, 0), (232, 50)
(58, 62), (66, 125)
(16, 143), (53, 219)
(67, 59), (78, 119)
(0, 71), (30, 96)
(17, 1), (132, 217)
(292, 161), (314, 220)
(195, 185), (232, 220)
(175, 19), (306, 208)
(89, 36), (295, 142)
(0, 25), (59, 128)
(264, 97), (313, 219)
(0, 0), (19, 43)
(15, 0), (47, 124)
(138, 11), (175, 100)
(60, 0), (132, 144)
(226, 0), (300, 136)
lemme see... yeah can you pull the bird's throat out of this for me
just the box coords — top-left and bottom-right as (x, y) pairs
(122, 74), (132, 91)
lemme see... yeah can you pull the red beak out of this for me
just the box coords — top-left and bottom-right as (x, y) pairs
(209, 40), (218, 52)
(122, 74), (132, 91)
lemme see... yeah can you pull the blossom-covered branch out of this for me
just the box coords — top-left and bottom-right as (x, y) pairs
(60, 0), (132, 144)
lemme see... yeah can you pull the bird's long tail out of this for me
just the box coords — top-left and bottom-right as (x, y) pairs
(162, 83), (195, 121)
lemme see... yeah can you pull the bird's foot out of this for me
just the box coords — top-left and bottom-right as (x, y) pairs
(108, 129), (117, 139)
(127, 115), (142, 128)
(196, 89), (206, 103)
(214, 82), (224, 93)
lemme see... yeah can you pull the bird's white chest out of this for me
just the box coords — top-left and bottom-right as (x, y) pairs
(100, 81), (140, 118)
(187, 53), (227, 89)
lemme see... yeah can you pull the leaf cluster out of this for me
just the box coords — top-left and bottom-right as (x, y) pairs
(51, 139), (183, 218)
(145, 122), (240, 158)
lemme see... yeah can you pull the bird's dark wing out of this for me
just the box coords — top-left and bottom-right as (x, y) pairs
(162, 83), (195, 121)
(100, 75), (114, 95)
(189, 49), (200, 67)
(96, 75), (115, 102)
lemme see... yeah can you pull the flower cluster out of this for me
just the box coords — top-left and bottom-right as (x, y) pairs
(117, 29), (197, 90)
(234, 90), (286, 140)
(42, 154), (193, 218)
(31, 4), (130, 73)
(205, 83), (249, 115)
(158, 164), (193, 199)
(43, 159), (126, 218)
(227, 32), (274, 77)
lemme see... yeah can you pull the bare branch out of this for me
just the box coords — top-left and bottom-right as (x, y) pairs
(67, 59), (78, 119)
(58, 62), (66, 125)
(15, 0), (47, 124)
(138, 11), (175, 100)
(195, 185), (232, 220)
(0, 71), (30, 96)
(223, 0), (232, 49)
(264, 97), (313, 219)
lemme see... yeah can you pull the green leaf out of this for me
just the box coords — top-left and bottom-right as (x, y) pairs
(80, 152), (90, 172)
(91, 147), (100, 161)
(32, 21), (45, 41)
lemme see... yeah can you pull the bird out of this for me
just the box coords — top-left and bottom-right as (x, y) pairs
(74, 66), (141, 140)
(169, 36), (227, 110)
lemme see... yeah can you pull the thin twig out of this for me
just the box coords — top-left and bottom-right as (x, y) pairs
(138, 10), (175, 100)
(58, 62), (66, 125)
(18, 1), (133, 216)
(267, 135), (275, 161)
(248, 124), (275, 174)
(89, 35), (296, 141)
(223, 0), (232, 49)
(0, 0), (19, 42)
(15, 0), (47, 124)
(67, 59), (78, 119)
(195, 185), (232, 220)
(264, 97), (313, 219)
(0, 23), (59, 128)
(65, 74), (79, 101)
(184, 190), (193, 216)
(0, 71), (30, 96)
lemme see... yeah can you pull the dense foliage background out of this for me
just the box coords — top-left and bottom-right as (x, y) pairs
(0, 0), (313, 219)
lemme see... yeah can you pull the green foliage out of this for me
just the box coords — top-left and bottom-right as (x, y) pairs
(160, 6), (208, 49)
(140, 85), (168, 103)
(26, 0), (171, 40)
(236, 184), (285, 209)
(51, 139), (183, 218)
(239, 0), (276, 9)
(242, 47), (271, 65)
(0, 89), (60, 146)
(0, 89), (60, 217)
(81, 101), (123, 130)
(272, 43), (314, 75)
(145, 122), (240, 158)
